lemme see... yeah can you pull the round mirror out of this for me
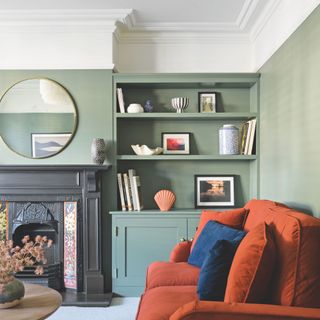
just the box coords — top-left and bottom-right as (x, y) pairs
(0, 78), (77, 158)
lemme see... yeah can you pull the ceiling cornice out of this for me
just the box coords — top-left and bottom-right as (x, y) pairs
(0, 9), (132, 33)
(249, 0), (281, 41)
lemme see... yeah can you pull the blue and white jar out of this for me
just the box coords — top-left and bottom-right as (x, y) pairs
(219, 125), (239, 155)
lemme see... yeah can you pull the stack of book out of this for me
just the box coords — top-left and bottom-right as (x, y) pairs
(240, 118), (257, 155)
(117, 169), (143, 211)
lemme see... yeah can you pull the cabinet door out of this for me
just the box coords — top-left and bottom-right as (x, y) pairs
(187, 217), (199, 240)
(113, 217), (187, 293)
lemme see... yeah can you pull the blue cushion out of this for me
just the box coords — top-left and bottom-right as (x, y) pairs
(188, 220), (246, 268)
(197, 239), (238, 301)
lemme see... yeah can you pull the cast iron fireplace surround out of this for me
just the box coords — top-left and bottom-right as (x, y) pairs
(0, 164), (111, 306)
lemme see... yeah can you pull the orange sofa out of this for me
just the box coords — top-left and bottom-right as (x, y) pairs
(136, 199), (320, 320)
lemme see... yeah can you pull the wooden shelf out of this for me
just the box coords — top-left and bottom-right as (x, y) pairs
(116, 155), (257, 161)
(115, 112), (257, 120)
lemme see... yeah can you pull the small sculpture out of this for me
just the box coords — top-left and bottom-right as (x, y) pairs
(154, 190), (176, 211)
(131, 144), (163, 156)
(144, 100), (154, 112)
(127, 103), (144, 113)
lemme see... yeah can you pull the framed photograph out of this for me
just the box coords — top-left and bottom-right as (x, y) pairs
(198, 92), (216, 113)
(31, 133), (71, 158)
(195, 175), (235, 208)
(162, 132), (190, 154)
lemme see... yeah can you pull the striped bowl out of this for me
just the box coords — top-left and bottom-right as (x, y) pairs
(171, 97), (189, 113)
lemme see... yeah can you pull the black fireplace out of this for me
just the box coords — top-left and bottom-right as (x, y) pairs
(0, 164), (111, 306)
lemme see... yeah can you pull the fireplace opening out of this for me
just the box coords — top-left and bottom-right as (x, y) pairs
(13, 223), (57, 265)
(9, 202), (65, 291)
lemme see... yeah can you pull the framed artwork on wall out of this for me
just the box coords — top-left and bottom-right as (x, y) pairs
(31, 133), (71, 158)
(198, 92), (216, 113)
(162, 132), (190, 154)
(195, 175), (235, 208)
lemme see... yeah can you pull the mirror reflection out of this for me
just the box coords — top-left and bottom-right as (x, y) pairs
(0, 79), (77, 158)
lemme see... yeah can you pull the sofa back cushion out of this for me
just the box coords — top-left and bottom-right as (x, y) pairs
(224, 223), (276, 303)
(243, 199), (320, 308)
(191, 208), (247, 252)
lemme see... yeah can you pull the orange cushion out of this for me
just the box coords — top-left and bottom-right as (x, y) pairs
(145, 262), (200, 290)
(191, 208), (247, 252)
(136, 286), (197, 320)
(244, 199), (287, 231)
(224, 222), (275, 303)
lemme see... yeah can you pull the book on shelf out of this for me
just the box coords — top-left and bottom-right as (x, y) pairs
(240, 118), (257, 155)
(116, 88), (125, 113)
(123, 173), (133, 211)
(132, 175), (143, 211)
(128, 169), (138, 211)
(247, 118), (257, 155)
(117, 173), (126, 211)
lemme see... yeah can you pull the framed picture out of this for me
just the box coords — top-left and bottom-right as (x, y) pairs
(198, 92), (216, 113)
(162, 132), (190, 154)
(31, 133), (71, 158)
(194, 175), (235, 208)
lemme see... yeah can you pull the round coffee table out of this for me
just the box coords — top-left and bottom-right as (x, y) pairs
(0, 283), (62, 320)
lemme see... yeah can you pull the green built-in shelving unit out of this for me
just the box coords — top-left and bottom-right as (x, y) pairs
(113, 73), (260, 210)
(111, 73), (260, 296)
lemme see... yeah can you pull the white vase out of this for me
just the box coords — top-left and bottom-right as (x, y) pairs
(91, 138), (106, 164)
(219, 125), (239, 155)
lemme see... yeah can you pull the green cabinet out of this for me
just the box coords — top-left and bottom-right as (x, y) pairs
(111, 211), (200, 296)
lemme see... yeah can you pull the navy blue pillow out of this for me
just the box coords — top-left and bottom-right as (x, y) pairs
(197, 239), (238, 301)
(188, 220), (246, 268)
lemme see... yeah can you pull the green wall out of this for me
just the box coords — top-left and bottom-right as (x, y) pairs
(0, 70), (116, 291)
(259, 6), (320, 217)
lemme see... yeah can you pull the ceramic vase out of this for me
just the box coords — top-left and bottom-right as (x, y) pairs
(171, 97), (189, 113)
(154, 190), (176, 211)
(144, 100), (154, 112)
(219, 124), (239, 155)
(0, 278), (25, 309)
(91, 138), (106, 164)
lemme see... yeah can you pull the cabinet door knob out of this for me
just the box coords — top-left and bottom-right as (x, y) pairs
(180, 238), (186, 242)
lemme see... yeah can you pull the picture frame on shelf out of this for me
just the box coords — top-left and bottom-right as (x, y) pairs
(198, 92), (216, 113)
(31, 133), (71, 158)
(194, 175), (235, 208)
(162, 132), (190, 155)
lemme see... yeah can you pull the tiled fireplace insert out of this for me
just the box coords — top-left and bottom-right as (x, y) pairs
(0, 165), (111, 306)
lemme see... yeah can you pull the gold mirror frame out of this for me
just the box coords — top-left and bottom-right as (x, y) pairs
(0, 78), (78, 159)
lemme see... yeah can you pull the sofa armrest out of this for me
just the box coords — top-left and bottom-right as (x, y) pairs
(170, 300), (320, 320)
(169, 240), (192, 262)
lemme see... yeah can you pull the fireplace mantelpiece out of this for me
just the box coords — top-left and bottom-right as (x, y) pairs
(0, 164), (111, 306)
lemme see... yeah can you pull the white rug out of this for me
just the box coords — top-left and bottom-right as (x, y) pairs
(48, 297), (140, 320)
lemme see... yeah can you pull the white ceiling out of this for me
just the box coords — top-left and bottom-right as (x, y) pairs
(0, 0), (270, 33)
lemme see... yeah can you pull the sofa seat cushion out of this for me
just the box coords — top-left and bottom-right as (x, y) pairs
(191, 208), (247, 251)
(146, 262), (200, 290)
(136, 286), (198, 320)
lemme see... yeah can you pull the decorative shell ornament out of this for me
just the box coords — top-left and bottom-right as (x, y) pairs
(131, 144), (163, 156)
(154, 190), (176, 211)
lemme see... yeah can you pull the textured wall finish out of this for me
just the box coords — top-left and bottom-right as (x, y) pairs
(259, 6), (320, 217)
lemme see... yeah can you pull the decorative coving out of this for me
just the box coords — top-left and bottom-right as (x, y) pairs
(0, 9), (132, 33)
(0, 1), (280, 43)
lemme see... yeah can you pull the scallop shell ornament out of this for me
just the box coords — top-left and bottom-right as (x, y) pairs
(154, 190), (176, 211)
